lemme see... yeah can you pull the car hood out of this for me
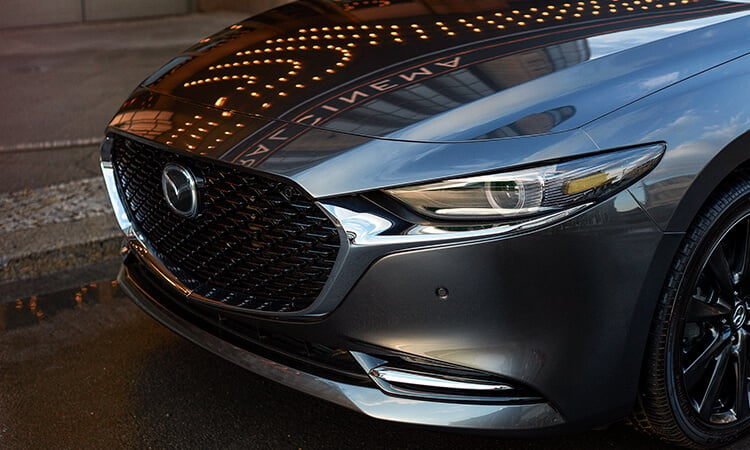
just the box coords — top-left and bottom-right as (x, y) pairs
(109, 0), (750, 196)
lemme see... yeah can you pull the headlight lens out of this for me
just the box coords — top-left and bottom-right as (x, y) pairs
(384, 143), (664, 220)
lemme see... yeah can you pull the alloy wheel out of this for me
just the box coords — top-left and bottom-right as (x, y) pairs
(679, 215), (750, 425)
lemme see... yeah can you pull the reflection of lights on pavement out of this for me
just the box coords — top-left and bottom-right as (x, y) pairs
(2, 281), (122, 331)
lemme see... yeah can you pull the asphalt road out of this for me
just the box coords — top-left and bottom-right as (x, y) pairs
(3, 271), (727, 450)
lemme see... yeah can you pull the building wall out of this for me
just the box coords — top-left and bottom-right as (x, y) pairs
(85, 0), (194, 21)
(0, 0), (195, 29)
(197, 0), (289, 14)
(0, 0), (291, 30)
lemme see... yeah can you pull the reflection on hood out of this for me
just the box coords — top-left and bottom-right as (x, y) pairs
(109, 0), (750, 171)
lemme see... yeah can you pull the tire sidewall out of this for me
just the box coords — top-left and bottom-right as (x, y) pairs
(664, 189), (750, 445)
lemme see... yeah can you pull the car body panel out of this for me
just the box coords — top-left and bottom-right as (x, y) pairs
(101, 0), (750, 436)
(109, 0), (750, 198)
(119, 257), (567, 432)
(117, 189), (680, 427)
(141, 0), (750, 143)
(322, 192), (667, 424)
(109, 91), (599, 198)
(584, 53), (750, 231)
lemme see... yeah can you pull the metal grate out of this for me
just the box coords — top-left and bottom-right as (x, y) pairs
(111, 135), (342, 313)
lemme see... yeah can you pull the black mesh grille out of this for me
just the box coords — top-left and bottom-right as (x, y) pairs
(111, 135), (342, 313)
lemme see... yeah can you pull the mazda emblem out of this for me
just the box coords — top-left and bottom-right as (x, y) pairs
(161, 163), (200, 218)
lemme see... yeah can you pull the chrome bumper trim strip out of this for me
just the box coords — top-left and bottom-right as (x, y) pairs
(370, 367), (514, 392)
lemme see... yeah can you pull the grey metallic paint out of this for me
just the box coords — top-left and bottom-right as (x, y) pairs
(118, 261), (566, 431)
(101, 0), (750, 434)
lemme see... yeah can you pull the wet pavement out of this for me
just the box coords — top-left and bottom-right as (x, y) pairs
(5, 271), (750, 449)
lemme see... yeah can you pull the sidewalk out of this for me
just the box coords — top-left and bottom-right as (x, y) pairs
(0, 12), (247, 296)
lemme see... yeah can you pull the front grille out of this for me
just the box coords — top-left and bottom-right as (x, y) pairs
(217, 312), (370, 383)
(111, 135), (342, 313)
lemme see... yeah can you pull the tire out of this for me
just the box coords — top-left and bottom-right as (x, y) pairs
(634, 174), (750, 448)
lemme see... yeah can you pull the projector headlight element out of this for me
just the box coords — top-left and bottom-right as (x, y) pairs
(384, 144), (664, 221)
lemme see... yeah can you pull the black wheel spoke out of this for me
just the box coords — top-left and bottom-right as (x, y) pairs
(699, 343), (732, 420)
(652, 183), (750, 443)
(737, 219), (750, 288)
(708, 243), (735, 295)
(685, 328), (732, 391)
(687, 297), (732, 322)
(734, 330), (750, 419)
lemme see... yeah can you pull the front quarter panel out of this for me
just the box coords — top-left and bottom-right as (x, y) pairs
(584, 52), (750, 232)
(321, 191), (672, 426)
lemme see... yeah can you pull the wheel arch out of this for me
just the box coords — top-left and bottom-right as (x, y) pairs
(665, 130), (750, 233)
(624, 130), (750, 419)
(631, 158), (750, 445)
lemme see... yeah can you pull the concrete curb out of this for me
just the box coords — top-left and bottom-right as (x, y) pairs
(0, 178), (122, 284)
(0, 137), (102, 154)
(0, 218), (122, 284)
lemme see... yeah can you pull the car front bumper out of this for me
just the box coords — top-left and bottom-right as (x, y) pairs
(118, 252), (565, 431)
(113, 180), (683, 431)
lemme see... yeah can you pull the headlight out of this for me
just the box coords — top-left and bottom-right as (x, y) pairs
(383, 143), (664, 221)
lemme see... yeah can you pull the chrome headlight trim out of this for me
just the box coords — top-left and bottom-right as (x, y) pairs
(322, 202), (589, 246)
